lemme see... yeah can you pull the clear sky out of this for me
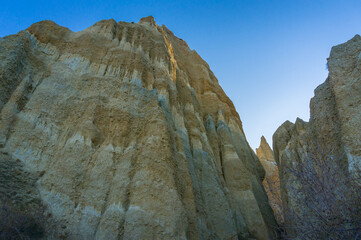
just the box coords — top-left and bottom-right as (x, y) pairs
(1, 0), (360, 150)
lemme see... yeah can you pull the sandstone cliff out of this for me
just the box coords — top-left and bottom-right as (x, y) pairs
(273, 35), (361, 238)
(0, 16), (276, 239)
(256, 137), (282, 225)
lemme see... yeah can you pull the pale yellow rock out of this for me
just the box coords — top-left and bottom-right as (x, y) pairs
(256, 136), (283, 225)
(0, 17), (276, 239)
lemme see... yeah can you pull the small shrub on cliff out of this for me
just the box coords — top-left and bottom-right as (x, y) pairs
(276, 148), (361, 239)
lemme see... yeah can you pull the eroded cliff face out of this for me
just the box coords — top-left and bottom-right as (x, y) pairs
(0, 16), (276, 239)
(256, 137), (282, 225)
(273, 35), (361, 236)
(272, 118), (308, 233)
(274, 34), (361, 175)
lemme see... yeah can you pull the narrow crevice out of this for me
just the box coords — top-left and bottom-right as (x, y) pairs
(219, 146), (226, 182)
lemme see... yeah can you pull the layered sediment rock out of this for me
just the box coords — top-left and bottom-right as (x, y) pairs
(273, 35), (361, 236)
(0, 16), (276, 239)
(256, 137), (282, 225)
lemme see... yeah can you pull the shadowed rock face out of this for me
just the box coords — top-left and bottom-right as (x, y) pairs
(0, 16), (276, 239)
(273, 35), (361, 235)
(274, 34), (361, 174)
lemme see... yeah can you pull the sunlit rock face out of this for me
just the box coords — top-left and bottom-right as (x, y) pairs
(256, 136), (282, 225)
(0, 16), (277, 239)
(273, 35), (361, 236)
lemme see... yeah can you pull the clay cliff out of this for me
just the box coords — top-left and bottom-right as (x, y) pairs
(256, 137), (282, 225)
(273, 35), (361, 238)
(0, 16), (277, 239)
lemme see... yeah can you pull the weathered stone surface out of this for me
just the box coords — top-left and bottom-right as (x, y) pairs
(272, 118), (308, 233)
(256, 136), (282, 225)
(311, 35), (361, 172)
(273, 35), (361, 237)
(0, 17), (276, 239)
(274, 33), (361, 186)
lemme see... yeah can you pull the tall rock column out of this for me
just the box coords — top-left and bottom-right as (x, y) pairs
(273, 35), (361, 239)
(256, 136), (283, 225)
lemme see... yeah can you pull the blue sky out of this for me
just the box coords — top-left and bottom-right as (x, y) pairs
(1, 0), (360, 150)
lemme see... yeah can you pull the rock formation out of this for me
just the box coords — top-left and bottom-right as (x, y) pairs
(256, 137), (282, 225)
(0, 16), (277, 239)
(273, 35), (361, 238)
